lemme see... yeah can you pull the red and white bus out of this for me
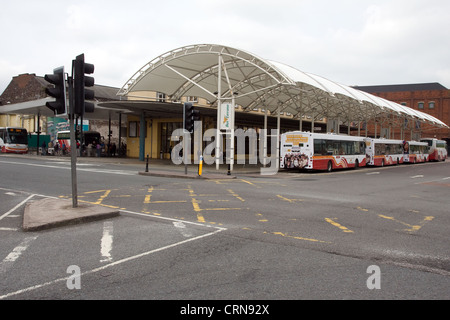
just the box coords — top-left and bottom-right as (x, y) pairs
(280, 132), (366, 172)
(0, 127), (28, 154)
(55, 130), (71, 154)
(420, 138), (447, 161)
(364, 138), (404, 166)
(55, 130), (101, 154)
(403, 141), (429, 163)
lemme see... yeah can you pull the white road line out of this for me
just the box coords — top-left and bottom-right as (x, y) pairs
(0, 236), (38, 273)
(173, 221), (193, 237)
(0, 194), (35, 221)
(410, 175), (424, 179)
(100, 221), (114, 263)
(0, 226), (224, 299)
(0, 160), (136, 176)
(415, 176), (450, 185)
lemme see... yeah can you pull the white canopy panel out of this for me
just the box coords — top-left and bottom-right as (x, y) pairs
(118, 44), (448, 128)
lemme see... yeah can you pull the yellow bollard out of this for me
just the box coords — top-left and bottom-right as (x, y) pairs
(198, 155), (203, 176)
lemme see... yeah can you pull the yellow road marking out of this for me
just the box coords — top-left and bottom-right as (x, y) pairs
(266, 231), (330, 244)
(78, 199), (119, 209)
(82, 189), (112, 205)
(227, 189), (245, 202)
(325, 218), (354, 233)
(239, 179), (257, 187)
(144, 186), (187, 204)
(377, 214), (434, 233)
(95, 190), (111, 205)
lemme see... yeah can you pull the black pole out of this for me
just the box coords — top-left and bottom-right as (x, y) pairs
(145, 154), (149, 172)
(118, 112), (122, 157)
(36, 111), (40, 155)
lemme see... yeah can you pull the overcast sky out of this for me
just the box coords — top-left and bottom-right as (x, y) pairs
(1, 0), (449, 95)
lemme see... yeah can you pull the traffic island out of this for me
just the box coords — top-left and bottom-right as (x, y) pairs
(23, 198), (120, 232)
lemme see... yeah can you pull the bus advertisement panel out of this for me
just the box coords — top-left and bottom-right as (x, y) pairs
(280, 132), (366, 171)
(0, 127), (28, 154)
(420, 138), (447, 161)
(403, 141), (429, 163)
(364, 138), (404, 166)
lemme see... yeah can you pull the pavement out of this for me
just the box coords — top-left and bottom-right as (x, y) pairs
(23, 197), (120, 231)
(3, 152), (268, 232)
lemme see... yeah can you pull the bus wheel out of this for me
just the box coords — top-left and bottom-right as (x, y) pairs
(327, 161), (333, 172)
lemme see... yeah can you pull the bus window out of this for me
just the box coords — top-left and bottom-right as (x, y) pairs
(314, 139), (326, 155)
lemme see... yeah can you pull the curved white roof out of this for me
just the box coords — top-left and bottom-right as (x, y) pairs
(118, 44), (448, 128)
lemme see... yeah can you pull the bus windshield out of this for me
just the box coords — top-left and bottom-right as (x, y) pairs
(6, 128), (28, 144)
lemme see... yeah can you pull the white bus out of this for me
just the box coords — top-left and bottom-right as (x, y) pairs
(280, 132), (366, 172)
(403, 141), (429, 163)
(420, 138), (447, 161)
(364, 138), (404, 166)
(0, 127), (28, 154)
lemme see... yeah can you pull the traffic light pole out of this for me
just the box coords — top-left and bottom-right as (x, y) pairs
(68, 71), (78, 208)
(184, 103), (188, 175)
(44, 54), (94, 208)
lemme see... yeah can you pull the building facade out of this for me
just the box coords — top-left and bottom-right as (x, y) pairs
(354, 83), (450, 141)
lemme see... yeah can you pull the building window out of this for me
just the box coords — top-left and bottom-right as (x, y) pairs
(129, 121), (147, 138)
(429, 101), (435, 109)
(401, 102), (407, 106)
(129, 121), (138, 137)
(157, 92), (166, 102)
(187, 96), (198, 103)
(418, 102), (424, 109)
(161, 122), (183, 154)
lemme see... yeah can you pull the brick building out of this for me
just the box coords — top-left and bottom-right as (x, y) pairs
(354, 83), (450, 141)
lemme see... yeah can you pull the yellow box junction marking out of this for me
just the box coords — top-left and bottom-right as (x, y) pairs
(325, 218), (354, 233)
(144, 186), (187, 204)
(265, 231), (330, 244)
(277, 195), (303, 203)
(377, 214), (434, 233)
(227, 189), (245, 202)
(355, 206), (434, 233)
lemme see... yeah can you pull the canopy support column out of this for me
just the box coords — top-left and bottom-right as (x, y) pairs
(263, 107), (268, 167)
(139, 111), (145, 161)
(216, 54), (222, 170)
(276, 104), (281, 170)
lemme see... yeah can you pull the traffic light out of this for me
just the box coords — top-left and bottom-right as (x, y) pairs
(184, 103), (200, 133)
(184, 102), (194, 133)
(192, 106), (200, 122)
(74, 54), (95, 116)
(44, 66), (66, 115)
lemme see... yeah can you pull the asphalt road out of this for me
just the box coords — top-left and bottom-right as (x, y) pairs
(0, 154), (449, 303)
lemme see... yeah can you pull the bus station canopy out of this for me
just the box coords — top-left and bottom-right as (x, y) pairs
(118, 44), (448, 128)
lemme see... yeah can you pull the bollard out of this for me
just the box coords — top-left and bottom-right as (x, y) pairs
(145, 154), (149, 172)
(198, 155), (203, 176)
